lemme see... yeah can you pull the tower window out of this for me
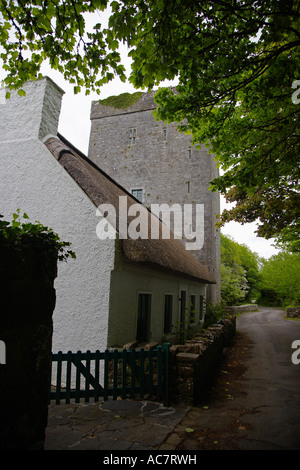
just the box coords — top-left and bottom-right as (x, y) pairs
(131, 189), (143, 202)
(129, 128), (136, 145)
(163, 128), (167, 142)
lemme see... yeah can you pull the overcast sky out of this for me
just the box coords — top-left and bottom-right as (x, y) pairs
(0, 23), (279, 260)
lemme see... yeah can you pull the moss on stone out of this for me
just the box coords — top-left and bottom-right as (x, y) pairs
(99, 92), (144, 109)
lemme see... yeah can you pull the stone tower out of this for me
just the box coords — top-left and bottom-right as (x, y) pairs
(88, 91), (221, 303)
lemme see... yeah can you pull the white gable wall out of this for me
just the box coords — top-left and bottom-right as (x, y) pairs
(0, 78), (115, 353)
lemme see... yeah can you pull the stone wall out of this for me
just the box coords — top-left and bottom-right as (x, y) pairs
(286, 307), (300, 318)
(225, 304), (258, 314)
(168, 317), (236, 406)
(0, 244), (57, 449)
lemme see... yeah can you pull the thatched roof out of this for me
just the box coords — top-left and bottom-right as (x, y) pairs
(45, 135), (215, 284)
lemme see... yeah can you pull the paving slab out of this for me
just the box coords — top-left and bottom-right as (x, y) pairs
(44, 398), (189, 451)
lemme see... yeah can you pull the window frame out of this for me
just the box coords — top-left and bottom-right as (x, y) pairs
(129, 127), (136, 145)
(131, 188), (143, 203)
(136, 292), (152, 343)
(164, 293), (173, 334)
(190, 294), (196, 324)
(199, 295), (204, 321)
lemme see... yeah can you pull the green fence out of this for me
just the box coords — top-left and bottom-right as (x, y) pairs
(49, 343), (170, 407)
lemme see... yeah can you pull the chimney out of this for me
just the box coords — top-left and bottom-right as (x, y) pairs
(0, 77), (64, 144)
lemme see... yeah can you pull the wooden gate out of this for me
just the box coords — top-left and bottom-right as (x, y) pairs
(49, 343), (170, 407)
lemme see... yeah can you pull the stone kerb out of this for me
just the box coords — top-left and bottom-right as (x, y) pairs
(169, 317), (236, 406)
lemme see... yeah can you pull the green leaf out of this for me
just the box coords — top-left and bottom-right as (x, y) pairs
(17, 89), (26, 97)
(185, 428), (194, 433)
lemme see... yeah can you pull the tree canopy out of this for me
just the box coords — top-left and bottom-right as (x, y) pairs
(220, 234), (261, 305)
(0, 0), (127, 94)
(1, 0), (299, 245)
(260, 251), (300, 306)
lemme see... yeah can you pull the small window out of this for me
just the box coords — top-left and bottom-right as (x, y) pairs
(131, 189), (143, 202)
(180, 290), (187, 342)
(187, 181), (190, 193)
(199, 295), (204, 320)
(188, 149), (192, 159)
(163, 128), (167, 142)
(136, 293), (151, 342)
(190, 295), (196, 323)
(129, 128), (136, 145)
(164, 294), (173, 334)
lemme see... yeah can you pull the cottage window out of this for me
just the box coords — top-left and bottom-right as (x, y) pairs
(179, 290), (186, 342)
(190, 295), (196, 323)
(131, 189), (143, 202)
(136, 293), (151, 342)
(199, 295), (204, 320)
(164, 294), (173, 334)
(129, 128), (136, 145)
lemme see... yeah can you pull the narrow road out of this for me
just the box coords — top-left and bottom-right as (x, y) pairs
(164, 307), (300, 450)
(233, 307), (300, 450)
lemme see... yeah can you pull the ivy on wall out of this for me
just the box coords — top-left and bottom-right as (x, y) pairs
(99, 92), (144, 109)
(0, 209), (75, 262)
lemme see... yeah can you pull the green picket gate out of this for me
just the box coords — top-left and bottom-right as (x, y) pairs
(49, 343), (170, 407)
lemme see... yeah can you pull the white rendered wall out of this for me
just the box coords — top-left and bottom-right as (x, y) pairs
(0, 78), (115, 353)
(0, 78), (63, 142)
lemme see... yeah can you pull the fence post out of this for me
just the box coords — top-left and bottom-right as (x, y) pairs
(66, 351), (72, 404)
(113, 349), (118, 400)
(56, 351), (62, 405)
(163, 343), (170, 407)
(122, 348), (127, 399)
(94, 350), (101, 402)
(104, 350), (109, 401)
(157, 345), (162, 399)
(139, 348), (145, 399)
(148, 346), (154, 396)
(130, 348), (136, 398)
(85, 350), (91, 403)
(75, 351), (82, 403)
